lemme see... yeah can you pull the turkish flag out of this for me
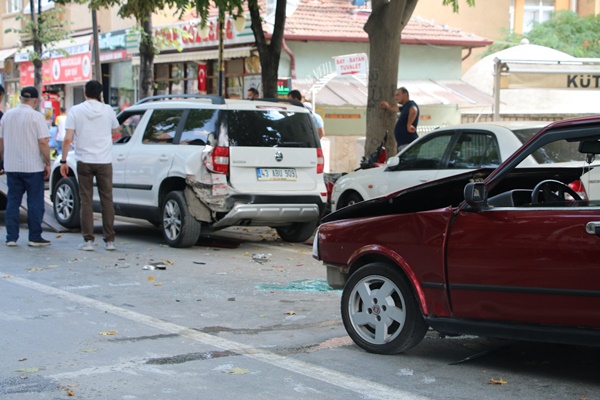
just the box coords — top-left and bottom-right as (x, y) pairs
(197, 64), (207, 92)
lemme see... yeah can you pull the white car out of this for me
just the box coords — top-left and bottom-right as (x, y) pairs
(331, 122), (578, 211)
(50, 95), (327, 247)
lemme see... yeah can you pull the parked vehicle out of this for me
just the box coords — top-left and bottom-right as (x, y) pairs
(50, 95), (327, 247)
(324, 131), (388, 213)
(330, 122), (550, 211)
(313, 115), (600, 354)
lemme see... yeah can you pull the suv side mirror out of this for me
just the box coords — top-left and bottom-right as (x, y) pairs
(464, 182), (487, 211)
(386, 156), (399, 167)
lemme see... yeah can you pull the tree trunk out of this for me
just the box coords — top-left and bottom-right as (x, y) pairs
(364, 0), (418, 157)
(249, 0), (286, 98)
(139, 13), (154, 100)
(31, 0), (43, 110)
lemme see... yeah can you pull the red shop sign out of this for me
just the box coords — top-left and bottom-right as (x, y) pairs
(20, 52), (93, 87)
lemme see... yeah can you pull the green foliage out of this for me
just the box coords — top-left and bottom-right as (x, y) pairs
(55, 0), (244, 22)
(3, 7), (72, 62)
(527, 11), (600, 57)
(442, 0), (475, 13)
(483, 11), (600, 58)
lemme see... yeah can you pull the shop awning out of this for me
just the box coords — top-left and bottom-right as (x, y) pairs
(293, 77), (494, 108)
(15, 35), (91, 62)
(0, 48), (18, 69)
(131, 46), (254, 66)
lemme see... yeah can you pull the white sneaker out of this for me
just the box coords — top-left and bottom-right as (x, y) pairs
(105, 241), (116, 251)
(78, 240), (95, 251)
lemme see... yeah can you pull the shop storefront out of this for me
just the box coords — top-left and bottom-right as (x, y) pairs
(15, 35), (93, 117)
(136, 15), (262, 99)
(0, 48), (19, 111)
(99, 30), (136, 111)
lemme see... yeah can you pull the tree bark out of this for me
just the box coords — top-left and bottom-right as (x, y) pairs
(32, 0), (43, 110)
(249, 0), (286, 98)
(139, 13), (154, 100)
(364, 0), (418, 156)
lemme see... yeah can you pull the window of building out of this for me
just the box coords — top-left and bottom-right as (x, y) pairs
(523, 0), (555, 33)
(154, 62), (199, 96)
(6, 0), (21, 13)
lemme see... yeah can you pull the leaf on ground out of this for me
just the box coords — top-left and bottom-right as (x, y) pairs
(14, 367), (41, 373)
(285, 311), (296, 315)
(488, 378), (508, 385)
(224, 367), (250, 375)
(80, 348), (97, 353)
(99, 330), (117, 336)
(147, 276), (156, 282)
(2, 275), (11, 278)
(162, 259), (174, 265)
(154, 283), (163, 286)
(55, 234), (62, 238)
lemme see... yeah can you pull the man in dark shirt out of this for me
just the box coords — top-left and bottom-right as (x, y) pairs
(0, 84), (5, 121)
(380, 87), (419, 152)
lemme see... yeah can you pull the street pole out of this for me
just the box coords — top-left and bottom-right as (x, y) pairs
(218, 8), (225, 97)
(493, 58), (501, 122)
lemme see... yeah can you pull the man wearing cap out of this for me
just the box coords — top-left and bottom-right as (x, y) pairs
(0, 86), (52, 247)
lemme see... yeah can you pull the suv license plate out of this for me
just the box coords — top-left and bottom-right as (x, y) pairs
(257, 168), (297, 181)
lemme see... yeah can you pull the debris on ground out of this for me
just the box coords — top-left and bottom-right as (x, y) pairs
(251, 253), (272, 264)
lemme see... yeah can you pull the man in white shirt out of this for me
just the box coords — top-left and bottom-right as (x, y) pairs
(60, 80), (120, 251)
(0, 86), (51, 247)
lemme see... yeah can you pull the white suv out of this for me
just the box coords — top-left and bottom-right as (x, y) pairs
(50, 95), (327, 247)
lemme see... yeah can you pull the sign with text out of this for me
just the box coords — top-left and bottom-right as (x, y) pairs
(334, 53), (368, 76)
(508, 71), (600, 89)
(154, 15), (254, 52)
(20, 52), (92, 87)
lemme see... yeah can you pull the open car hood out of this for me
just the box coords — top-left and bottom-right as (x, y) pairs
(322, 166), (590, 224)
(322, 169), (493, 223)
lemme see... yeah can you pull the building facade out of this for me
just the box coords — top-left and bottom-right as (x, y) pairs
(0, 0), (492, 173)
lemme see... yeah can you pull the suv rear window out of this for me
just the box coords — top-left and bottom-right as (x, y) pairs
(224, 110), (319, 148)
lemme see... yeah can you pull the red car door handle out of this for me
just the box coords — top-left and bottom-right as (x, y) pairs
(585, 221), (600, 235)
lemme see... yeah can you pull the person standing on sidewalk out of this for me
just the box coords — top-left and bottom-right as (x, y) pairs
(54, 107), (67, 156)
(380, 87), (419, 152)
(0, 86), (52, 247)
(0, 84), (5, 121)
(59, 80), (120, 251)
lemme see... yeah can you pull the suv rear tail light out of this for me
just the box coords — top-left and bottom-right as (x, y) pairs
(316, 148), (324, 174)
(568, 179), (588, 200)
(204, 146), (229, 174)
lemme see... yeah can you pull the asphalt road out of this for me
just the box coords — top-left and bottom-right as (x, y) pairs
(1, 212), (599, 400)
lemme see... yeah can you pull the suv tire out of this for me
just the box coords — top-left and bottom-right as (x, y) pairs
(161, 191), (202, 248)
(53, 177), (81, 229)
(275, 220), (318, 243)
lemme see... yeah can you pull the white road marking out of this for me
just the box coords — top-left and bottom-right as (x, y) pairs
(3, 274), (431, 400)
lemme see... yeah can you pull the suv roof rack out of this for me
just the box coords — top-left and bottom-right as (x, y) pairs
(135, 94), (226, 105)
(258, 98), (304, 107)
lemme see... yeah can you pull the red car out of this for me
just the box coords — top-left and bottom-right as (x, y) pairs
(313, 115), (600, 355)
